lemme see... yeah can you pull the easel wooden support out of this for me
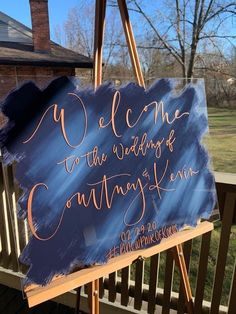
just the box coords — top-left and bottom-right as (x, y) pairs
(91, 2), (191, 312)
(26, 222), (213, 312)
(25, 1), (214, 313)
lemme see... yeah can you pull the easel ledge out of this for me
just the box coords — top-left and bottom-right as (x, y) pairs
(26, 221), (213, 308)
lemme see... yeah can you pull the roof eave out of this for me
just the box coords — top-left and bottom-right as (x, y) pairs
(0, 59), (93, 69)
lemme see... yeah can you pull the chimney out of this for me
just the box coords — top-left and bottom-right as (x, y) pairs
(29, 0), (51, 53)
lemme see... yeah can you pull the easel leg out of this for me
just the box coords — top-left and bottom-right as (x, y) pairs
(88, 280), (100, 314)
(93, 0), (106, 89)
(172, 244), (194, 314)
(75, 287), (81, 314)
(92, 1), (105, 310)
(117, 0), (145, 87)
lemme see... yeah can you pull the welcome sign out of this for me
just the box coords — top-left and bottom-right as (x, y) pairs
(0, 77), (216, 287)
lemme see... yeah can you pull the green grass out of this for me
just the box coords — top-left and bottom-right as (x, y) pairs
(206, 107), (236, 173)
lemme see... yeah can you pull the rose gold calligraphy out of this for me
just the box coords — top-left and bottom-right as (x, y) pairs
(99, 90), (189, 137)
(113, 129), (176, 161)
(23, 88), (198, 243)
(106, 224), (178, 259)
(57, 146), (108, 174)
(27, 173), (147, 240)
(23, 93), (88, 148)
(27, 161), (199, 240)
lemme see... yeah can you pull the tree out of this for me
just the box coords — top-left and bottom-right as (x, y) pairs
(55, 0), (124, 77)
(110, 0), (236, 79)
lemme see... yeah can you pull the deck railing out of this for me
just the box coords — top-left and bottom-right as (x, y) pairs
(0, 162), (235, 314)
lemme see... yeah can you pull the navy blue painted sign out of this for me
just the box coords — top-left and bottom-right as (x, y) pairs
(0, 77), (216, 286)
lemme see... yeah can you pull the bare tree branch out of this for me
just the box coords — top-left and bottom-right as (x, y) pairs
(204, 3), (236, 24)
(124, 0), (236, 79)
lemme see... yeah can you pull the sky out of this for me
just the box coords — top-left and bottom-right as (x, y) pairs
(0, 0), (153, 41)
(0, 0), (80, 41)
(1, 1), (235, 53)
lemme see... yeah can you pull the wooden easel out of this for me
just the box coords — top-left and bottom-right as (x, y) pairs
(90, 0), (206, 312)
(91, 1), (144, 310)
(25, 1), (214, 313)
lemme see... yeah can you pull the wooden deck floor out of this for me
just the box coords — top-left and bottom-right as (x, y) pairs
(0, 284), (84, 314)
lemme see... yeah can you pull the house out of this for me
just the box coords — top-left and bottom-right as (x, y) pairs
(0, 0), (93, 101)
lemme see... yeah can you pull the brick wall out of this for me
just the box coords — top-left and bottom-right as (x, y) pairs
(0, 65), (76, 102)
